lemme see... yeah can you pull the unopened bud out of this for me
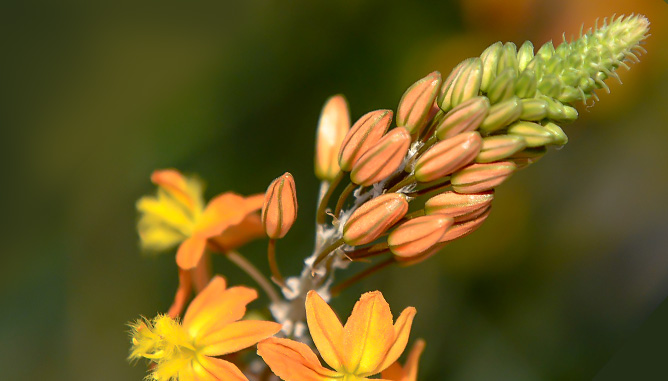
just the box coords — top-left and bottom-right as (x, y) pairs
(542, 96), (578, 123)
(434, 96), (490, 140)
(451, 161), (517, 193)
(397, 71), (442, 135)
(438, 58), (483, 110)
(343, 193), (409, 246)
(476, 135), (527, 163)
(315, 95), (350, 181)
(479, 96), (523, 133)
(543, 121), (568, 146)
(487, 68), (517, 104)
(425, 190), (494, 223)
(262, 173), (298, 239)
(517, 41), (534, 72)
(438, 206), (491, 243)
(339, 110), (392, 171)
(414, 132), (482, 183)
(351, 128), (411, 186)
(497, 42), (519, 75)
(537, 74), (562, 98)
(514, 69), (537, 98)
(536, 41), (555, 60)
(508, 147), (547, 169)
(508, 121), (554, 147)
(519, 98), (548, 120)
(480, 42), (503, 92)
(388, 215), (453, 258)
(558, 86), (583, 103)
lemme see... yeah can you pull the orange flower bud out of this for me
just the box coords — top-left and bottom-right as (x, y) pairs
(315, 95), (351, 181)
(438, 206), (491, 243)
(475, 135), (527, 163)
(388, 215), (453, 258)
(451, 161), (517, 194)
(414, 132), (482, 183)
(261, 173), (298, 239)
(395, 242), (447, 266)
(338, 110), (393, 172)
(434, 96), (490, 140)
(396, 71), (442, 135)
(438, 58), (483, 110)
(343, 193), (408, 246)
(425, 190), (494, 222)
(351, 127), (411, 186)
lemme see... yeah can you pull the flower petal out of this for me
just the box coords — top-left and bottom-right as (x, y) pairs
(370, 307), (417, 375)
(343, 291), (395, 375)
(176, 237), (207, 270)
(244, 193), (265, 211)
(191, 355), (247, 381)
(151, 169), (204, 212)
(305, 290), (345, 371)
(257, 337), (341, 381)
(199, 320), (282, 356)
(209, 213), (265, 252)
(195, 193), (257, 238)
(183, 276), (226, 323)
(380, 363), (405, 381)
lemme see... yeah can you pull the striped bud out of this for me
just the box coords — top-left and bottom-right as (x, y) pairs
(425, 190), (494, 223)
(543, 121), (568, 146)
(480, 42), (503, 92)
(438, 206), (491, 243)
(479, 96), (523, 133)
(508, 147), (547, 169)
(261, 173), (298, 239)
(517, 41), (534, 72)
(395, 242), (447, 266)
(434, 96), (489, 140)
(397, 71), (442, 135)
(476, 135), (527, 163)
(508, 121), (554, 147)
(487, 68), (517, 104)
(497, 42), (519, 75)
(388, 215), (453, 258)
(315, 95), (350, 181)
(338, 110), (392, 171)
(542, 96), (578, 123)
(351, 127), (411, 186)
(519, 98), (548, 121)
(451, 161), (517, 193)
(414, 132), (482, 183)
(343, 193), (409, 246)
(537, 74), (562, 98)
(438, 58), (483, 110)
(514, 69), (537, 98)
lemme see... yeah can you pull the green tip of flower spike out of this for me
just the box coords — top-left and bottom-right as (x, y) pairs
(532, 14), (650, 104)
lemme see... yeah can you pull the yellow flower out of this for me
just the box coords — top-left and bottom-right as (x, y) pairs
(137, 169), (265, 269)
(258, 290), (416, 381)
(129, 276), (281, 381)
(381, 339), (426, 381)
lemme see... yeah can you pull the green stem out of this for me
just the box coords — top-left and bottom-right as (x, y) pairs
(334, 181), (358, 218)
(225, 250), (281, 305)
(387, 174), (416, 193)
(316, 172), (344, 224)
(267, 238), (285, 287)
(312, 237), (345, 269)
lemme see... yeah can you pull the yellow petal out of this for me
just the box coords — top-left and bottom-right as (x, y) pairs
(195, 193), (256, 238)
(343, 291), (394, 375)
(137, 194), (194, 236)
(190, 355), (248, 381)
(175, 237), (207, 270)
(370, 307), (417, 375)
(199, 320), (282, 356)
(257, 337), (341, 381)
(305, 290), (345, 372)
(151, 169), (204, 213)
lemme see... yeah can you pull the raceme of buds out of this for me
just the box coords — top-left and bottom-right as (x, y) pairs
(438, 58), (483, 110)
(343, 193), (409, 246)
(261, 172), (298, 239)
(476, 135), (527, 163)
(438, 206), (492, 243)
(425, 190), (494, 223)
(351, 127), (411, 186)
(507, 121), (555, 147)
(434, 96), (490, 140)
(451, 161), (517, 194)
(478, 96), (523, 134)
(397, 71), (442, 135)
(414, 132), (482, 183)
(315, 95), (351, 181)
(339, 110), (393, 172)
(388, 215), (453, 258)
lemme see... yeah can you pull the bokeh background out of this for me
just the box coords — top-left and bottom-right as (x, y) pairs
(3, 0), (668, 379)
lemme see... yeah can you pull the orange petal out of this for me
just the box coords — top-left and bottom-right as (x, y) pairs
(372, 307), (418, 375)
(195, 193), (251, 238)
(189, 356), (248, 381)
(176, 237), (207, 270)
(401, 339), (426, 381)
(199, 320), (282, 356)
(343, 291), (395, 375)
(380, 363), (405, 381)
(257, 337), (341, 381)
(209, 213), (265, 252)
(245, 193), (265, 211)
(305, 290), (345, 372)
(151, 169), (203, 212)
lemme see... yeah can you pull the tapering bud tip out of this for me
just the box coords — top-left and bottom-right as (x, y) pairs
(438, 58), (483, 111)
(476, 135), (527, 163)
(343, 193), (409, 246)
(438, 206), (492, 243)
(388, 215), (453, 258)
(397, 71), (442, 135)
(339, 110), (393, 172)
(451, 161), (517, 194)
(425, 190), (494, 223)
(351, 127), (411, 186)
(507, 121), (555, 147)
(261, 172), (298, 239)
(315, 95), (351, 181)
(434, 96), (490, 140)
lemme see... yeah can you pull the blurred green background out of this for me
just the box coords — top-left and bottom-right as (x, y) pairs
(2, 0), (668, 380)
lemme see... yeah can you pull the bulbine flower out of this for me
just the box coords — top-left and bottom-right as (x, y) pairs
(258, 290), (416, 381)
(136, 169), (265, 269)
(129, 276), (281, 381)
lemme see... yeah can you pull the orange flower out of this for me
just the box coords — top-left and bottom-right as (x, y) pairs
(381, 339), (426, 381)
(136, 169), (265, 270)
(129, 276), (282, 381)
(258, 290), (416, 381)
